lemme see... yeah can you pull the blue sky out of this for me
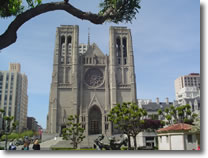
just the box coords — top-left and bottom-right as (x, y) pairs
(0, 0), (200, 129)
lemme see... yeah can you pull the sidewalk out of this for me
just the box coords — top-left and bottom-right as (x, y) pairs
(16, 137), (63, 150)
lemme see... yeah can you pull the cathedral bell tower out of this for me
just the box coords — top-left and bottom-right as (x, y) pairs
(47, 25), (79, 133)
(109, 26), (137, 108)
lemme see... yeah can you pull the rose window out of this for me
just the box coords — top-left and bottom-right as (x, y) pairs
(85, 68), (104, 87)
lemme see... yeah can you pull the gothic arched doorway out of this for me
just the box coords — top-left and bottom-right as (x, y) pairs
(88, 105), (102, 135)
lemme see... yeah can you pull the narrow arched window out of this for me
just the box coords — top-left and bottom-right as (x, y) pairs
(61, 36), (65, 56)
(67, 36), (72, 44)
(61, 36), (65, 45)
(122, 37), (127, 57)
(116, 37), (121, 57)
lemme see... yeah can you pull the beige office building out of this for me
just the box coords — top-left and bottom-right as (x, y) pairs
(0, 63), (28, 132)
(174, 73), (200, 103)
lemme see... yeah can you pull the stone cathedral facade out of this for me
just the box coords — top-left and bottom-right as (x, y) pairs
(47, 25), (137, 138)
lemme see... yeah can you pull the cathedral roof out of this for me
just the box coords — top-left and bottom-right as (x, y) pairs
(141, 102), (172, 112)
(85, 43), (105, 57)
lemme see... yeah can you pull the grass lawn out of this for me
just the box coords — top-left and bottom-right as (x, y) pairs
(51, 147), (96, 150)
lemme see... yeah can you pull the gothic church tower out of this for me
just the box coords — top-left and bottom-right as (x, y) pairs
(47, 25), (79, 133)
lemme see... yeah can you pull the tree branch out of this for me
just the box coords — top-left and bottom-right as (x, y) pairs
(0, 1), (113, 50)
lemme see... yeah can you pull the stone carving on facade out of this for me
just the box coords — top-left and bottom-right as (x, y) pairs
(93, 55), (98, 64)
(118, 84), (131, 89)
(88, 94), (104, 113)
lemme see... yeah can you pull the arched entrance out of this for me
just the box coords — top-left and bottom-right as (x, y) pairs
(60, 124), (66, 136)
(88, 105), (102, 135)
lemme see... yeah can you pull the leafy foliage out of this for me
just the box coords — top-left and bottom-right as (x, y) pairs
(19, 130), (34, 138)
(0, 109), (19, 150)
(0, 110), (17, 134)
(0, 0), (142, 50)
(158, 105), (198, 125)
(141, 119), (164, 131)
(0, 0), (140, 23)
(0, 0), (42, 18)
(62, 115), (85, 149)
(191, 115), (200, 133)
(108, 102), (147, 150)
(0, 0), (23, 17)
(99, 0), (141, 23)
(1, 130), (34, 142)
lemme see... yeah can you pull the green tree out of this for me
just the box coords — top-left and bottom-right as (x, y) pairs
(191, 115), (200, 133)
(19, 130), (34, 139)
(62, 115), (85, 149)
(158, 105), (198, 125)
(0, 0), (141, 50)
(0, 109), (18, 150)
(108, 102), (147, 150)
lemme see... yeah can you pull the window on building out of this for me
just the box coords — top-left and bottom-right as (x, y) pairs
(118, 58), (121, 64)
(82, 124), (85, 130)
(67, 36), (72, 44)
(11, 74), (14, 81)
(0, 75), (3, 81)
(145, 137), (154, 141)
(105, 124), (108, 130)
(67, 57), (70, 64)
(122, 37), (127, 57)
(60, 57), (64, 64)
(187, 135), (193, 143)
(61, 36), (65, 44)
(6, 75), (9, 81)
(116, 37), (121, 57)
(4, 95), (7, 101)
(3, 107), (6, 116)
(6, 83), (8, 89)
(8, 107), (11, 116)
(124, 58), (127, 65)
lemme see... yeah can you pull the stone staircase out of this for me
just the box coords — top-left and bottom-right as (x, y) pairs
(51, 134), (124, 149)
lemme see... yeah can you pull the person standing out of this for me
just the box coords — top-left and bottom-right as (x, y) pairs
(22, 142), (29, 150)
(8, 142), (16, 150)
(32, 139), (40, 150)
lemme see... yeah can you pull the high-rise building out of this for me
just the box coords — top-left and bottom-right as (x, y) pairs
(0, 63), (28, 132)
(174, 73), (200, 103)
(47, 26), (137, 143)
(27, 117), (39, 132)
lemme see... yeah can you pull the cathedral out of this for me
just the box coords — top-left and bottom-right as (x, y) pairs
(47, 25), (137, 138)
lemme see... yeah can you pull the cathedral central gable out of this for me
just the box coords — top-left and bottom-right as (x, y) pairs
(88, 94), (104, 113)
(85, 43), (105, 57)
